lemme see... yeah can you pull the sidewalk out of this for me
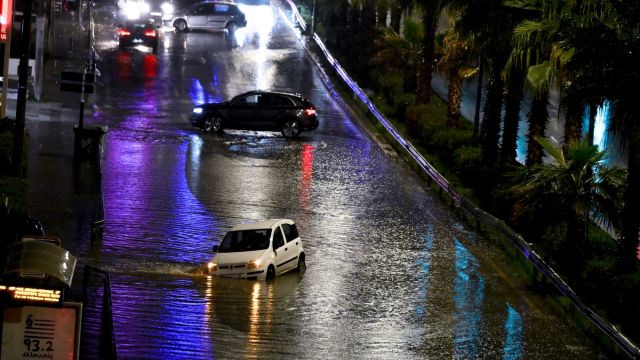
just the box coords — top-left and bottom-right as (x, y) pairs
(4, 9), (102, 273)
(5, 10), (96, 120)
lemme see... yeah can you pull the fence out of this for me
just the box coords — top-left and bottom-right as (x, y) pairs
(81, 265), (118, 360)
(284, 8), (640, 357)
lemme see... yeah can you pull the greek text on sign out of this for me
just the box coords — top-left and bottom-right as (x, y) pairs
(0, 285), (62, 304)
(1, 305), (80, 360)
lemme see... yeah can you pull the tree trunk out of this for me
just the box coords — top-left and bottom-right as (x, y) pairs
(500, 67), (525, 172)
(417, 6), (437, 104)
(525, 90), (550, 167)
(587, 99), (598, 146)
(617, 123), (640, 273)
(390, 4), (402, 33)
(377, 0), (387, 26)
(562, 95), (584, 149)
(480, 61), (505, 165)
(446, 67), (462, 128)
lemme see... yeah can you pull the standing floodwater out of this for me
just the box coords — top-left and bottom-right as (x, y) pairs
(23, 3), (610, 359)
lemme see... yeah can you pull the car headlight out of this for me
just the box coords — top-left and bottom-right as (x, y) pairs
(161, 3), (174, 14)
(139, 2), (150, 13)
(193, 107), (203, 114)
(208, 262), (217, 272)
(247, 260), (261, 269)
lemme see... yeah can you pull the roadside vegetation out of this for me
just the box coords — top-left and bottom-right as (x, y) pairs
(300, 0), (640, 349)
(0, 117), (29, 213)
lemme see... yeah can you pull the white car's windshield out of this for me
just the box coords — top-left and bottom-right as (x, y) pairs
(218, 229), (271, 252)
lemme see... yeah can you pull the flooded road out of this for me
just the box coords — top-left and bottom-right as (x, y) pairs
(33, 3), (610, 359)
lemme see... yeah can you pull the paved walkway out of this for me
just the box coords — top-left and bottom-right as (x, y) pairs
(4, 9), (96, 122)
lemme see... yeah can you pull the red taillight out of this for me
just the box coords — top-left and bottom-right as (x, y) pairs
(305, 109), (316, 116)
(144, 30), (157, 37)
(118, 29), (131, 36)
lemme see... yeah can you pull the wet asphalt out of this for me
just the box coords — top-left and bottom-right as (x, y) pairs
(22, 4), (613, 359)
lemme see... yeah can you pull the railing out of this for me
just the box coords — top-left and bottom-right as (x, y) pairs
(81, 265), (117, 360)
(305, 28), (640, 360)
(91, 190), (105, 243)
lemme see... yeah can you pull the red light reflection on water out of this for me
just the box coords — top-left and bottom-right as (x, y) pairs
(143, 54), (158, 79)
(299, 143), (313, 210)
(116, 52), (131, 80)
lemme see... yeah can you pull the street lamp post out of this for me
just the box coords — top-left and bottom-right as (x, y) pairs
(12, 0), (34, 177)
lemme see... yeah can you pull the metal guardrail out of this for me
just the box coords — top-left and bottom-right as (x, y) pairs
(286, 0), (307, 32)
(81, 265), (117, 360)
(308, 30), (640, 359)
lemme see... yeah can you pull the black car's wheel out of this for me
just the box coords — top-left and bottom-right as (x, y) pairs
(266, 265), (276, 280)
(226, 22), (238, 33)
(204, 117), (223, 133)
(295, 254), (306, 272)
(152, 43), (158, 54)
(118, 40), (125, 50)
(175, 20), (188, 32)
(281, 120), (301, 138)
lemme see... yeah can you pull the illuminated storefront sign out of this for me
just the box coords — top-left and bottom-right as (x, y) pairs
(0, 285), (64, 306)
(0, 0), (10, 42)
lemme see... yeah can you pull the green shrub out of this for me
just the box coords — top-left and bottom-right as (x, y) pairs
(379, 104), (395, 119)
(0, 175), (28, 213)
(0, 117), (29, 177)
(392, 93), (416, 121)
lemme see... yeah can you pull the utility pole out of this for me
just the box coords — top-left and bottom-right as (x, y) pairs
(473, 57), (484, 145)
(12, 0), (34, 177)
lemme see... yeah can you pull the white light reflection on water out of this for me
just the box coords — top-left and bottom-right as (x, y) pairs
(502, 303), (523, 359)
(454, 238), (485, 357)
(415, 224), (434, 316)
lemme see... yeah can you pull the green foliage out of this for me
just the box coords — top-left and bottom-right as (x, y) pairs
(0, 175), (29, 213)
(392, 92), (415, 120)
(0, 117), (29, 177)
(454, 145), (482, 171)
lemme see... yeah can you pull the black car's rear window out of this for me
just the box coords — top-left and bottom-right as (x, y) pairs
(219, 229), (272, 252)
(126, 20), (153, 28)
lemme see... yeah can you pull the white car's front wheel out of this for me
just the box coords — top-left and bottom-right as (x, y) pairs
(266, 265), (276, 279)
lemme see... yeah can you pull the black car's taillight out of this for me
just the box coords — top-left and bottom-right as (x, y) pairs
(119, 29), (131, 36)
(144, 30), (157, 37)
(305, 109), (316, 116)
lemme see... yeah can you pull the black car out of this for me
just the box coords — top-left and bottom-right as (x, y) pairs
(118, 18), (161, 52)
(190, 90), (319, 138)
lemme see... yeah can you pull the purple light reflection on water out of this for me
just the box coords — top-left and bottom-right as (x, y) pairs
(102, 136), (218, 264)
(190, 79), (223, 106)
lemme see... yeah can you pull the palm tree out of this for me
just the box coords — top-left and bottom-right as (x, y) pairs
(500, 64), (526, 172)
(370, 19), (423, 97)
(434, 27), (477, 128)
(414, 0), (449, 104)
(508, 137), (626, 276)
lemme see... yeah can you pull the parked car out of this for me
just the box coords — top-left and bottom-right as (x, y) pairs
(118, 18), (161, 52)
(207, 219), (306, 280)
(190, 90), (318, 138)
(163, 1), (247, 32)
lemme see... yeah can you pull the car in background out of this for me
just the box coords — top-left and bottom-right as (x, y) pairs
(118, 18), (161, 52)
(207, 219), (306, 280)
(163, 1), (247, 33)
(190, 90), (318, 138)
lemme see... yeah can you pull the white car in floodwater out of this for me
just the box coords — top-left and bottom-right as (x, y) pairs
(207, 219), (306, 280)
